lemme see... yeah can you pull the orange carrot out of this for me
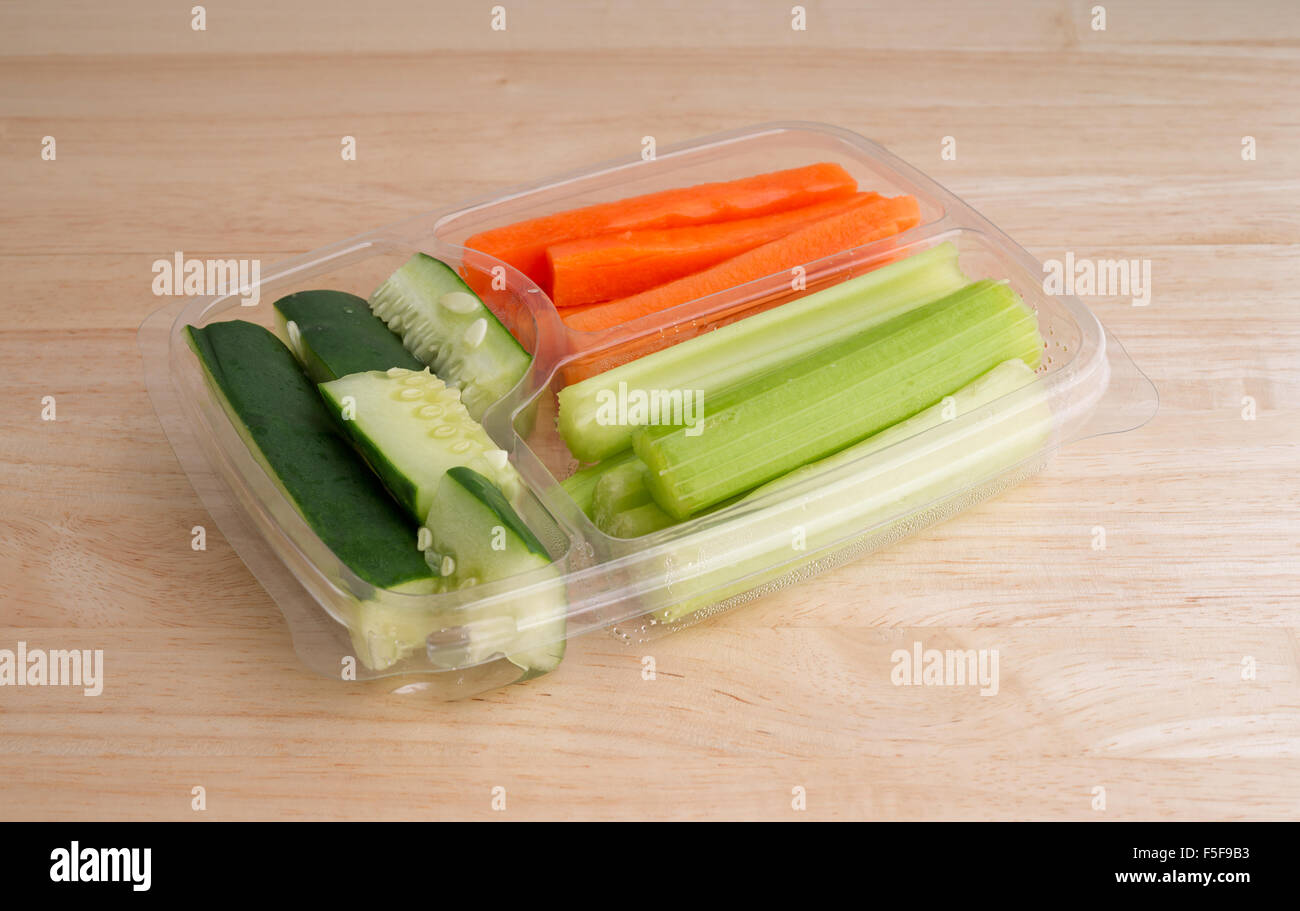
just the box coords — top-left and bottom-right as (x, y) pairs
(561, 194), (921, 332)
(464, 162), (858, 292)
(546, 192), (882, 308)
(556, 255), (909, 385)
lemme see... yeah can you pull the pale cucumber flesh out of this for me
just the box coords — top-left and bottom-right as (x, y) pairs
(423, 468), (565, 674)
(318, 367), (521, 522)
(369, 253), (531, 421)
(348, 468), (566, 675)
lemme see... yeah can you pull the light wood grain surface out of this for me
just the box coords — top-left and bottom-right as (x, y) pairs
(1, 0), (1297, 821)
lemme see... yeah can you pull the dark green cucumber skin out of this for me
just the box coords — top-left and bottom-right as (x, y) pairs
(273, 289), (423, 381)
(445, 466), (548, 558)
(185, 320), (434, 592)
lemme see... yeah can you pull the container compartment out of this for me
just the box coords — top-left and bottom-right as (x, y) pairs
(140, 122), (1157, 697)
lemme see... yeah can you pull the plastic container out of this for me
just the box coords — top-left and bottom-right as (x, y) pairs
(139, 122), (1158, 697)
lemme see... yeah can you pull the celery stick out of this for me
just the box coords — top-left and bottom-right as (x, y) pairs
(752, 359), (1044, 500)
(652, 358), (1052, 622)
(560, 449), (638, 517)
(592, 460), (654, 529)
(635, 280), (1044, 519)
(591, 459), (674, 536)
(557, 242), (968, 462)
(605, 502), (675, 539)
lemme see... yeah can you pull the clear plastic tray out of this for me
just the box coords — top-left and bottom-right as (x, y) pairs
(139, 122), (1158, 698)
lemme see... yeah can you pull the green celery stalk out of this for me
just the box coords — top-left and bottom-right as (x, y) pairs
(635, 280), (1045, 519)
(557, 242), (968, 462)
(591, 459), (674, 537)
(651, 358), (1053, 622)
(559, 449), (639, 517)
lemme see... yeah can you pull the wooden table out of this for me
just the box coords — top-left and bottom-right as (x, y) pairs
(2, 0), (1297, 820)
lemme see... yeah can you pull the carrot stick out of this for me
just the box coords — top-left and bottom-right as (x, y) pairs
(546, 192), (882, 308)
(464, 162), (858, 291)
(557, 245), (916, 385)
(561, 194), (921, 333)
